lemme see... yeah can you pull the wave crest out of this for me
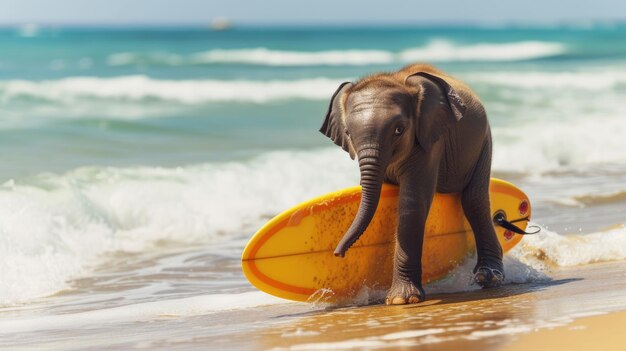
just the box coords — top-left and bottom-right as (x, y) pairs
(190, 48), (394, 66)
(4, 68), (624, 111)
(467, 71), (626, 90)
(0, 76), (346, 104)
(107, 40), (566, 67)
(399, 40), (565, 62)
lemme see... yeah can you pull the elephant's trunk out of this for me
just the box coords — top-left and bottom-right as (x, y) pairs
(334, 146), (386, 257)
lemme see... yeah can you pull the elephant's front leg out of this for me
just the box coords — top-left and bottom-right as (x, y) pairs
(386, 177), (435, 305)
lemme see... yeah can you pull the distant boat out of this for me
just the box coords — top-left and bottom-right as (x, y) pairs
(210, 18), (232, 31)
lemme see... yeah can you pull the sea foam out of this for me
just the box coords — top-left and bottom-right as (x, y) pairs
(398, 40), (565, 62)
(0, 76), (345, 104)
(425, 225), (626, 295)
(2, 69), (625, 108)
(106, 40), (565, 67)
(492, 112), (626, 173)
(466, 70), (626, 90)
(2, 148), (626, 305)
(0, 291), (285, 334)
(510, 227), (626, 267)
(0, 149), (357, 305)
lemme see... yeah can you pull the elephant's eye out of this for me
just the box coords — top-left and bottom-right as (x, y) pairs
(394, 126), (405, 136)
(344, 129), (350, 136)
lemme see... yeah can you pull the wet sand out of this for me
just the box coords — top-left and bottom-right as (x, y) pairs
(504, 309), (626, 351)
(1, 250), (624, 350)
(235, 260), (626, 351)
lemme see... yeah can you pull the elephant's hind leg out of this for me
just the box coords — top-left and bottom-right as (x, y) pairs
(461, 139), (504, 288)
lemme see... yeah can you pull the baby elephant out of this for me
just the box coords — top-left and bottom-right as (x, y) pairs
(320, 63), (503, 305)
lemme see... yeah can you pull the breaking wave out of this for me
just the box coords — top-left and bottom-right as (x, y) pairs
(2, 147), (626, 305)
(0, 149), (357, 305)
(398, 40), (565, 63)
(0, 76), (345, 104)
(466, 70), (626, 90)
(1, 68), (624, 109)
(106, 40), (566, 67)
(491, 113), (626, 173)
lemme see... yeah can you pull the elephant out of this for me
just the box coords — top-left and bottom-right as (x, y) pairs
(320, 63), (504, 305)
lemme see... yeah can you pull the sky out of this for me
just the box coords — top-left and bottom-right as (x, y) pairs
(1, 0), (626, 26)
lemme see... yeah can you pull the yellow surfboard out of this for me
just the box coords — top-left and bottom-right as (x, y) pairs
(242, 178), (531, 303)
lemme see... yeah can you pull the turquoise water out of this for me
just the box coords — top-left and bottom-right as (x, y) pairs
(1, 25), (626, 337)
(2, 26), (626, 178)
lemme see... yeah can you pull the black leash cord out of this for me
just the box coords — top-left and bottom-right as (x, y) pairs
(493, 212), (541, 235)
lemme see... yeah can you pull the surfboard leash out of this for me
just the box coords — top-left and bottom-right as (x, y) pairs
(493, 212), (541, 235)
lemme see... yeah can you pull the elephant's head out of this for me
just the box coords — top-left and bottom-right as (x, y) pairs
(320, 71), (466, 257)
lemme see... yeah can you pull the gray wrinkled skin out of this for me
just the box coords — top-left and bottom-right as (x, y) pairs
(320, 64), (503, 305)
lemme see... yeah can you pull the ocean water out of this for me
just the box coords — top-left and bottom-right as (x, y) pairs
(1, 25), (626, 348)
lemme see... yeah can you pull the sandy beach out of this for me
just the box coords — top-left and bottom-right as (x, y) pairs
(505, 309), (626, 351)
(246, 260), (626, 351)
(0, 252), (624, 350)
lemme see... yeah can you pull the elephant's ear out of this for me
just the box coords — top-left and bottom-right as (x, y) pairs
(319, 82), (356, 159)
(405, 72), (466, 152)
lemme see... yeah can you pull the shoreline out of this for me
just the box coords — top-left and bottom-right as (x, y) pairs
(0, 252), (624, 350)
(248, 259), (626, 351)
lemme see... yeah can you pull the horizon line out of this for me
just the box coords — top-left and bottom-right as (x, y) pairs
(1, 18), (626, 29)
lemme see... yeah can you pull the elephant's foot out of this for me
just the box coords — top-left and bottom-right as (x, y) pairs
(473, 258), (504, 288)
(385, 279), (425, 305)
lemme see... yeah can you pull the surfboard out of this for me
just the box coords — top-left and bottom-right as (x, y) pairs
(241, 178), (531, 303)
